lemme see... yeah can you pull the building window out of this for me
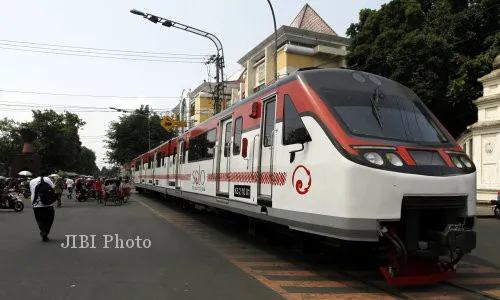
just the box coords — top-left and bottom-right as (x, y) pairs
(254, 83), (265, 93)
(188, 129), (217, 162)
(233, 117), (243, 155)
(256, 62), (265, 86)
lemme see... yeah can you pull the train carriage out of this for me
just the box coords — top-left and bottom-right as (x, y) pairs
(131, 68), (477, 285)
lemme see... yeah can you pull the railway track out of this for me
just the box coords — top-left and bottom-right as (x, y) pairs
(135, 193), (500, 300)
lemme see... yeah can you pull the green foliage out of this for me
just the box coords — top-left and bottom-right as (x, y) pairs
(105, 105), (174, 165)
(28, 110), (86, 172)
(346, 0), (500, 137)
(0, 118), (23, 175)
(0, 109), (98, 176)
(100, 165), (120, 178)
(79, 146), (99, 176)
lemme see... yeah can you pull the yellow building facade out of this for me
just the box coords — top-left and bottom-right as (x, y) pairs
(237, 4), (350, 98)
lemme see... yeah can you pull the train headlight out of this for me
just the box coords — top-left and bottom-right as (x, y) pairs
(386, 153), (403, 167)
(364, 152), (384, 166)
(451, 156), (464, 168)
(459, 156), (472, 168)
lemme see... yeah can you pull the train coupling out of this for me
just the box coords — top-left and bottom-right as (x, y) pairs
(378, 223), (476, 286)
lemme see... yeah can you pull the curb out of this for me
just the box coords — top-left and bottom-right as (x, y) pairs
(477, 214), (496, 219)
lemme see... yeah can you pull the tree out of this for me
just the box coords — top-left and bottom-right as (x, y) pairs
(0, 118), (23, 175)
(346, 0), (500, 137)
(78, 146), (99, 176)
(105, 105), (174, 165)
(28, 110), (86, 172)
(100, 165), (120, 178)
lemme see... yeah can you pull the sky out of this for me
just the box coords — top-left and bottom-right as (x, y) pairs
(0, 0), (389, 169)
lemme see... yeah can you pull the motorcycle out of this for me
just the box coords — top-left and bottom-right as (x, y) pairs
(76, 187), (89, 202)
(0, 189), (24, 212)
(491, 200), (500, 219)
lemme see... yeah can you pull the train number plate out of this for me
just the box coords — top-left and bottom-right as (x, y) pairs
(234, 185), (251, 199)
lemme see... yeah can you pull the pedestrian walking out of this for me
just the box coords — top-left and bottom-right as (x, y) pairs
(30, 172), (57, 242)
(65, 178), (74, 199)
(94, 178), (102, 203)
(54, 177), (64, 207)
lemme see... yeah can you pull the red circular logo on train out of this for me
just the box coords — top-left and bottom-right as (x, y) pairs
(292, 165), (312, 195)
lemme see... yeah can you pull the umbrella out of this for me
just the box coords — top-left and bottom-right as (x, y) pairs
(49, 174), (59, 178)
(18, 171), (32, 176)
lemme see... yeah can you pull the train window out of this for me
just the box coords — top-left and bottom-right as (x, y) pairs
(135, 164), (139, 171)
(283, 95), (312, 145)
(224, 122), (232, 157)
(156, 152), (162, 168)
(181, 142), (186, 164)
(233, 117), (243, 155)
(148, 156), (152, 169)
(263, 100), (276, 147)
(188, 128), (217, 162)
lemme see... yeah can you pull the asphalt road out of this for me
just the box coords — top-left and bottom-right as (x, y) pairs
(0, 195), (282, 300)
(469, 218), (500, 268)
(2, 192), (500, 300)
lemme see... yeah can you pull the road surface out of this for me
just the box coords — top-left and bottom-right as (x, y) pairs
(2, 192), (500, 299)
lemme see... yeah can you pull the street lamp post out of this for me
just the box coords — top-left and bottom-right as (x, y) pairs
(266, 0), (278, 83)
(130, 9), (225, 115)
(110, 107), (151, 150)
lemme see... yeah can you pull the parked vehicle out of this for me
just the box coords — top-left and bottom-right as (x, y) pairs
(0, 188), (24, 212)
(491, 200), (500, 219)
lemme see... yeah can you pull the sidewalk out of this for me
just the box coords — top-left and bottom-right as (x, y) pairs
(477, 204), (496, 218)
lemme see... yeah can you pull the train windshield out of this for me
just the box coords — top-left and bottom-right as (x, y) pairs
(319, 88), (449, 144)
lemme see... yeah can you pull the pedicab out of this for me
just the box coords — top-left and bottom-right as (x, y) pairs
(121, 179), (131, 203)
(102, 178), (123, 206)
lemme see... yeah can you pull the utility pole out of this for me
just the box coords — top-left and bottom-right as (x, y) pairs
(266, 0), (278, 82)
(130, 9), (225, 115)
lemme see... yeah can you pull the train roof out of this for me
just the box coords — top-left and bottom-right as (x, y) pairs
(130, 67), (403, 162)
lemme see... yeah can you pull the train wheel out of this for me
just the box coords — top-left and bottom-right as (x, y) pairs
(494, 207), (500, 220)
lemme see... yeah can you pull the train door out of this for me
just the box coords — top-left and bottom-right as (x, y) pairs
(175, 139), (184, 189)
(166, 141), (171, 187)
(217, 117), (232, 196)
(169, 141), (177, 188)
(151, 152), (158, 185)
(258, 96), (276, 204)
(140, 157), (144, 184)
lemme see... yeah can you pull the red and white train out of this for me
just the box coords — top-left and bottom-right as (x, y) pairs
(130, 68), (476, 285)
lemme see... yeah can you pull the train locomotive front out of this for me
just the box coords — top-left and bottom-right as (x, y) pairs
(298, 69), (477, 285)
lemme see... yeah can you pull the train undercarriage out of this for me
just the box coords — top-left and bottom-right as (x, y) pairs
(378, 196), (476, 285)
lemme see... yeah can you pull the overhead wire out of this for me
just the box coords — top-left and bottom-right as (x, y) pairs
(0, 39), (211, 57)
(0, 41), (209, 60)
(0, 46), (207, 63)
(0, 89), (180, 99)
